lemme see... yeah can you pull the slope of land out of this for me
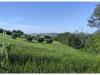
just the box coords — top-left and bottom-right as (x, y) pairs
(0, 34), (100, 73)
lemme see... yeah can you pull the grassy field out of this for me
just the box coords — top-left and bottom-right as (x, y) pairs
(1, 34), (100, 73)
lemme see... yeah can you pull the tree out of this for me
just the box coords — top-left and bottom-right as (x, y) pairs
(87, 4), (100, 53)
(68, 33), (85, 49)
(24, 34), (33, 42)
(44, 35), (51, 39)
(0, 28), (4, 33)
(46, 39), (53, 44)
(12, 30), (17, 33)
(88, 4), (100, 28)
(6, 30), (12, 35)
(17, 30), (24, 37)
(36, 35), (44, 43)
(12, 30), (24, 37)
(12, 33), (18, 39)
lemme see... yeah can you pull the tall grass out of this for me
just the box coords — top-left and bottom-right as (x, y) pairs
(1, 34), (100, 73)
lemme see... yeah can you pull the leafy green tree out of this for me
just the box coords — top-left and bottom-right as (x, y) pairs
(12, 30), (24, 37)
(56, 32), (86, 49)
(46, 39), (53, 44)
(88, 4), (100, 28)
(87, 4), (100, 53)
(17, 30), (24, 37)
(44, 35), (51, 39)
(24, 34), (33, 42)
(11, 33), (18, 39)
(0, 28), (4, 33)
(36, 35), (44, 43)
(6, 30), (12, 35)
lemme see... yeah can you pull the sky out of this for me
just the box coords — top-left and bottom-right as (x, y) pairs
(0, 2), (98, 33)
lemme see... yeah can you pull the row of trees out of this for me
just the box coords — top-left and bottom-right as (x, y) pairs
(24, 34), (53, 44)
(0, 28), (24, 38)
(0, 28), (53, 44)
(55, 3), (100, 53)
(55, 32), (88, 49)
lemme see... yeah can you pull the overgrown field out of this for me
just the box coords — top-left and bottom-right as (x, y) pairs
(1, 34), (100, 73)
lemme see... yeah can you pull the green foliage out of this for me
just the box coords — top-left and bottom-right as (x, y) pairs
(12, 33), (18, 39)
(36, 36), (44, 43)
(88, 4), (100, 28)
(55, 32), (70, 45)
(56, 32), (86, 49)
(6, 30), (12, 35)
(12, 30), (24, 38)
(1, 34), (100, 73)
(44, 35), (51, 39)
(0, 28), (4, 33)
(84, 34), (100, 54)
(0, 41), (13, 72)
(24, 34), (33, 42)
(44, 35), (53, 44)
(17, 30), (24, 37)
(46, 39), (53, 44)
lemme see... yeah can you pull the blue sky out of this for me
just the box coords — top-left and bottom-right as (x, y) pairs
(0, 2), (98, 33)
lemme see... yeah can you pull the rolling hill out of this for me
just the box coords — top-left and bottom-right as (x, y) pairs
(0, 34), (100, 73)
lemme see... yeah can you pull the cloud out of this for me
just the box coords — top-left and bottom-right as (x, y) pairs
(10, 17), (24, 23)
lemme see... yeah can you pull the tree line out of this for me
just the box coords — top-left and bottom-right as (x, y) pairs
(54, 3), (100, 54)
(0, 28), (53, 44)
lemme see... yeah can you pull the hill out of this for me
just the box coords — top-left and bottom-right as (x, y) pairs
(0, 34), (100, 73)
(32, 33), (59, 37)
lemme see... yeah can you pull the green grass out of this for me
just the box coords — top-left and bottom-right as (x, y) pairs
(0, 34), (100, 73)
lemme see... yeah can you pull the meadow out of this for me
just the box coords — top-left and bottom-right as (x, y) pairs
(0, 34), (100, 73)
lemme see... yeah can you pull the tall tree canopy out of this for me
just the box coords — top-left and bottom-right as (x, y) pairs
(88, 4), (100, 28)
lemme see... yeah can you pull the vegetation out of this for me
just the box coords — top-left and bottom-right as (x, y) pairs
(55, 32), (86, 49)
(36, 36), (44, 43)
(24, 34), (33, 42)
(0, 28), (4, 33)
(1, 3), (100, 73)
(6, 30), (12, 35)
(46, 39), (53, 44)
(88, 4), (100, 28)
(11, 33), (18, 39)
(0, 34), (100, 73)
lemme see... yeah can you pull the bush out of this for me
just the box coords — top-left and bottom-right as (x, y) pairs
(56, 32), (86, 49)
(44, 35), (51, 39)
(56, 32), (71, 45)
(84, 34), (100, 54)
(12, 30), (24, 38)
(37, 37), (44, 43)
(25, 35), (33, 42)
(17, 30), (24, 37)
(46, 39), (53, 44)
(68, 33), (86, 49)
(0, 28), (4, 33)
(12, 33), (18, 39)
(6, 30), (12, 35)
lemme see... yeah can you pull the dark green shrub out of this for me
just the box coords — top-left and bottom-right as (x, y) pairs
(12, 30), (24, 38)
(17, 30), (24, 37)
(56, 32), (86, 49)
(44, 35), (51, 39)
(37, 37), (44, 43)
(25, 35), (33, 42)
(46, 39), (53, 44)
(12, 33), (18, 39)
(0, 28), (4, 33)
(6, 30), (12, 35)
(84, 35), (99, 54)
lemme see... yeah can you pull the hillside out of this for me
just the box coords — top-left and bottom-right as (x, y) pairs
(0, 34), (100, 73)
